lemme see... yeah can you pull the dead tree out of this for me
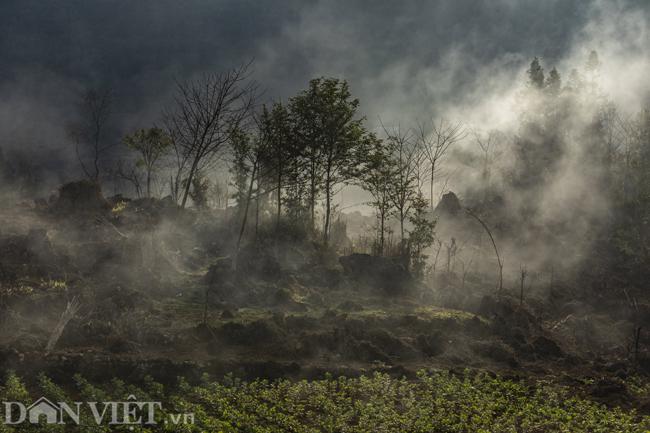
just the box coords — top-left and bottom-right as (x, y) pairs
(164, 63), (257, 208)
(45, 297), (81, 354)
(465, 208), (503, 293)
(418, 119), (466, 209)
(383, 124), (421, 249)
(67, 88), (113, 182)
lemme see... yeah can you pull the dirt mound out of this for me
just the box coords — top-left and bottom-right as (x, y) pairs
(52, 180), (110, 214)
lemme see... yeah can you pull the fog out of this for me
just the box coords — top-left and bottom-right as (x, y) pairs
(0, 3), (648, 426)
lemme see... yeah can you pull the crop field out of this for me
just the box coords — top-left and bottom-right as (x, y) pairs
(1, 371), (648, 432)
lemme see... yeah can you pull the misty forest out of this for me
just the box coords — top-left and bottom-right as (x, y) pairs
(0, 1), (649, 431)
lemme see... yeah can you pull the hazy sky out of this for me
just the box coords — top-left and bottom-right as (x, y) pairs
(0, 0), (648, 190)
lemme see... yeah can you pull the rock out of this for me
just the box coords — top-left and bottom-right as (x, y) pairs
(435, 191), (462, 217)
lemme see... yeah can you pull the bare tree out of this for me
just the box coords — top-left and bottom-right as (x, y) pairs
(358, 135), (395, 256)
(68, 88), (113, 182)
(164, 63), (257, 208)
(418, 119), (466, 209)
(383, 124), (421, 249)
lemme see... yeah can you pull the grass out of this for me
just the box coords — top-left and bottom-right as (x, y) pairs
(0, 370), (647, 432)
(414, 306), (486, 323)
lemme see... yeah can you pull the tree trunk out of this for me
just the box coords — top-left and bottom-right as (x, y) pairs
(255, 186), (260, 240)
(520, 270), (525, 306)
(379, 212), (385, 256)
(323, 169), (331, 245)
(399, 209), (405, 251)
(430, 161), (435, 209)
(233, 162), (258, 271)
(309, 159), (317, 229)
(276, 169), (282, 230)
(146, 169), (152, 198)
(180, 156), (200, 208)
(93, 135), (100, 182)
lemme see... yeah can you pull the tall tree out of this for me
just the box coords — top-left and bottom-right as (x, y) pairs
(231, 132), (262, 271)
(385, 125), (421, 250)
(291, 78), (369, 244)
(230, 127), (255, 215)
(290, 91), (323, 228)
(407, 194), (436, 277)
(164, 64), (257, 208)
(259, 102), (294, 227)
(358, 135), (395, 256)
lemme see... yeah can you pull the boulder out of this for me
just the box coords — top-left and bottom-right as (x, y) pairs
(435, 191), (462, 217)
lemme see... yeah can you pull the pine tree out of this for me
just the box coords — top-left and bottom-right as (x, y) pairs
(527, 57), (545, 89)
(545, 68), (562, 96)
